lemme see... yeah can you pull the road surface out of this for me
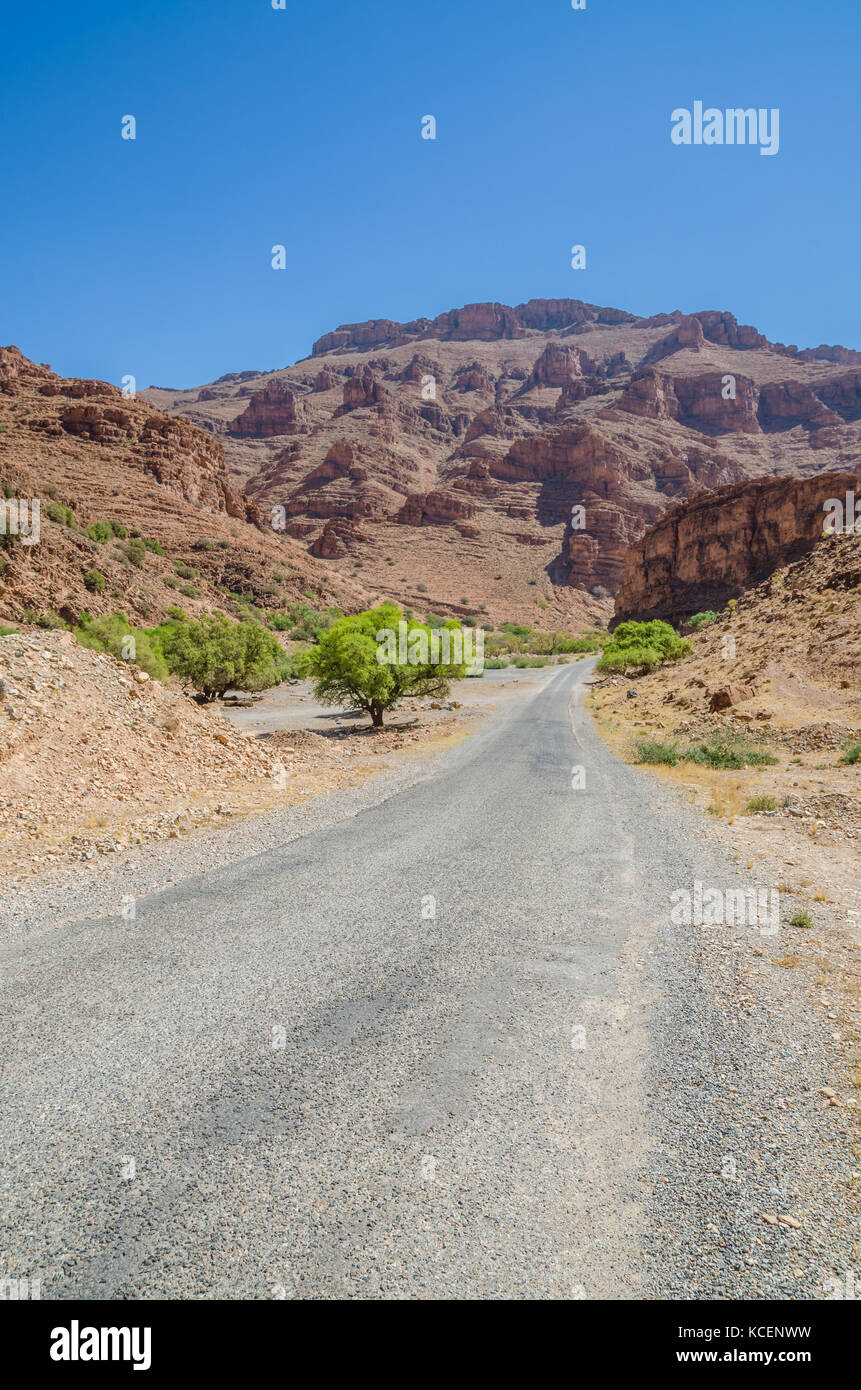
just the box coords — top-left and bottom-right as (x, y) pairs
(0, 660), (852, 1298)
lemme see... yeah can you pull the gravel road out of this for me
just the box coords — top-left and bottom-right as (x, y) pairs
(1, 659), (857, 1299)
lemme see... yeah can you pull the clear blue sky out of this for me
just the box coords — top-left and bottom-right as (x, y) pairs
(2, 0), (859, 388)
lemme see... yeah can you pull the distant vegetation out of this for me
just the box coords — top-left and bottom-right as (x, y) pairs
(687, 610), (719, 632)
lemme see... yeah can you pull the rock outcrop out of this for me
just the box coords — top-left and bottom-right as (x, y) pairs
(230, 382), (305, 436)
(614, 471), (861, 624)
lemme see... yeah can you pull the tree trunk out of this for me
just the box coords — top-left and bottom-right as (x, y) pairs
(370, 703), (384, 727)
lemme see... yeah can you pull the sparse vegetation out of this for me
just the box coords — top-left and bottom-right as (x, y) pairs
(44, 501), (76, 528)
(686, 735), (778, 770)
(634, 738), (681, 766)
(688, 610), (718, 631)
(841, 742), (861, 765)
(745, 795), (777, 812)
(83, 568), (106, 593)
(789, 909), (813, 929)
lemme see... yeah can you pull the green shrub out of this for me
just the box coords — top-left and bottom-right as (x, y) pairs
(0, 624), (17, 636)
(35, 610), (67, 630)
(597, 620), (690, 674)
(166, 606), (187, 620)
(144, 537), (165, 555)
(44, 501), (76, 528)
(686, 736), (778, 770)
(121, 539), (147, 567)
(789, 910), (812, 929)
(109, 520), (128, 538)
(84, 568), (106, 593)
(74, 613), (169, 679)
(85, 521), (112, 543)
(484, 658), (508, 669)
(841, 743), (861, 765)
(174, 561), (197, 580)
(193, 538), (215, 551)
(688, 610), (719, 632)
(179, 584), (199, 598)
(634, 739), (681, 766)
(514, 656), (550, 668)
(745, 795), (777, 812)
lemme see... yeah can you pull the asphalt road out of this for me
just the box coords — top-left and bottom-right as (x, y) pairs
(1, 659), (853, 1299)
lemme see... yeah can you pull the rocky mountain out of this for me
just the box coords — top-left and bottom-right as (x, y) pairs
(614, 471), (861, 624)
(143, 299), (861, 629)
(0, 347), (366, 626)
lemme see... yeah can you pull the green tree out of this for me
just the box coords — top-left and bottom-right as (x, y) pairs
(159, 615), (291, 699)
(597, 619), (690, 673)
(306, 603), (467, 726)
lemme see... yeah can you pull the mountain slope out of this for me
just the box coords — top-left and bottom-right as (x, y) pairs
(144, 299), (861, 628)
(0, 347), (367, 626)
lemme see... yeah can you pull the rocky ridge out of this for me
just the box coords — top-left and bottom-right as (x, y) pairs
(144, 300), (861, 628)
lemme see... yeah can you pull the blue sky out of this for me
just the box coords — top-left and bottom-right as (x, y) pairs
(2, 0), (859, 387)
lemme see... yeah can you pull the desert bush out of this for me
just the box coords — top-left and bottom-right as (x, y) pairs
(44, 501), (76, 527)
(634, 738), (680, 766)
(745, 795), (777, 812)
(84, 568), (106, 593)
(484, 658), (508, 669)
(85, 521), (112, 543)
(597, 620), (690, 673)
(74, 613), (169, 679)
(688, 610), (718, 631)
(686, 736), (778, 770)
(841, 742), (861, 765)
(158, 615), (292, 699)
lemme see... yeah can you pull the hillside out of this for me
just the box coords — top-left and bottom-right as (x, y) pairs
(0, 346), (367, 628)
(144, 299), (861, 628)
(592, 530), (861, 840)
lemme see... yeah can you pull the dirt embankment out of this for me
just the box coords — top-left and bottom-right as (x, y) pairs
(589, 533), (861, 1074)
(0, 631), (478, 888)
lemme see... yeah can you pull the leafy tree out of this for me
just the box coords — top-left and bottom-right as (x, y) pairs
(159, 615), (292, 699)
(306, 603), (467, 726)
(597, 619), (690, 673)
